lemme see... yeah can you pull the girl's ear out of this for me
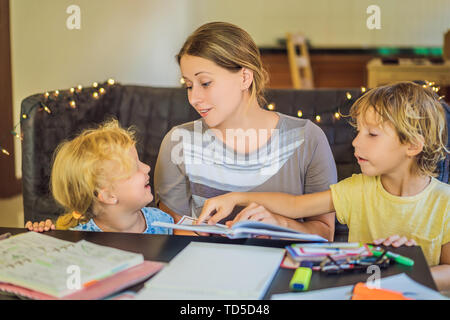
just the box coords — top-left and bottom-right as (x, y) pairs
(406, 135), (425, 157)
(241, 67), (254, 91)
(96, 189), (118, 205)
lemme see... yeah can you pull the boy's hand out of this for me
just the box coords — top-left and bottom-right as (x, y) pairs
(197, 193), (239, 225)
(25, 219), (55, 232)
(373, 235), (417, 247)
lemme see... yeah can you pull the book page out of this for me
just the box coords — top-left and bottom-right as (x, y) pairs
(152, 217), (230, 236)
(0, 232), (143, 298)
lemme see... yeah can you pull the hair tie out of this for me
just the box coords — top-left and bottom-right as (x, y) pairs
(72, 211), (83, 219)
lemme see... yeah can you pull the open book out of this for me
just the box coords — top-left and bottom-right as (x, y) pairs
(152, 215), (327, 242)
(0, 232), (164, 299)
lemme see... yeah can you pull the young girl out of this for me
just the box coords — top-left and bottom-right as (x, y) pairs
(155, 21), (337, 240)
(197, 82), (450, 291)
(25, 119), (173, 234)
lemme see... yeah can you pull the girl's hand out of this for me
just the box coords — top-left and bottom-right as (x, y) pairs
(197, 193), (240, 225)
(228, 202), (288, 228)
(373, 235), (417, 247)
(25, 219), (55, 232)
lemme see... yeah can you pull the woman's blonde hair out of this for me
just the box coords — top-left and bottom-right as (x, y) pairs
(52, 119), (137, 229)
(176, 21), (269, 107)
(349, 81), (449, 177)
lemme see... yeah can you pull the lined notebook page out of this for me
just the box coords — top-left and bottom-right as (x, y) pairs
(0, 232), (143, 298)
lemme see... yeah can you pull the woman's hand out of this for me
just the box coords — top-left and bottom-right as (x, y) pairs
(225, 203), (287, 239)
(227, 202), (288, 228)
(197, 193), (241, 225)
(373, 235), (417, 247)
(25, 219), (55, 232)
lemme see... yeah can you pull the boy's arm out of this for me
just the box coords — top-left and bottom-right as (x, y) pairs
(198, 190), (335, 225)
(430, 242), (450, 292)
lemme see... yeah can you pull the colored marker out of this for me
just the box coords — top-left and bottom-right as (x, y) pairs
(368, 245), (414, 267)
(290, 261), (313, 291)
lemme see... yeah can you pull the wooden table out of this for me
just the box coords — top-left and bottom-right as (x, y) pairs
(367, 58), (450, 88)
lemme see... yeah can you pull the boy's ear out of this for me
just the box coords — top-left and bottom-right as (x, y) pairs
(406, 135), (425, 157)
(240, 67), (254, 91)
(96, 189), (118, 205)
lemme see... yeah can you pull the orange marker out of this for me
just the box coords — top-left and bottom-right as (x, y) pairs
(351, 282), (413, 300)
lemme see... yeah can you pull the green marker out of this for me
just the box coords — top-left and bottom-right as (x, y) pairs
(368, 245), (414, 267)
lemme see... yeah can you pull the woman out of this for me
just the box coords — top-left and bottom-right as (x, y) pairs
(154, 22), (337, 240)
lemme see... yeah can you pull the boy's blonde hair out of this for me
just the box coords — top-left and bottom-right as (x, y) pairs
(52, 119), (136, 229)
(177, 21), (269, 107)
(349, 81), (449, 177)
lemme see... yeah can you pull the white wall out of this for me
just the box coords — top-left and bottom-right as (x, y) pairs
(10, 0), (193, 178)
(190, 0), (450, 47)
(9, 0), (450, 178)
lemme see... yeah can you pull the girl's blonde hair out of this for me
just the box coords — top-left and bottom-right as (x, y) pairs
(176, 21), (269, 107)
(349, 81), (449, 177)
(52, 119), (136, 229)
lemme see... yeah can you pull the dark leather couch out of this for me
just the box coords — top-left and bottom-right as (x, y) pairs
(20, 83), (449, 239)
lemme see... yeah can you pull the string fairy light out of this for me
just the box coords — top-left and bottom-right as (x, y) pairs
(1, 79), (117, 157)
(11, 131), (23, 141)
(267, 103), (275, 111)
(42, 104), (52, 114)
(297, 110), (303, 118)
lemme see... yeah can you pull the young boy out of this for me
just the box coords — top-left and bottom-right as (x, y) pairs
(197, 82), (450, 291)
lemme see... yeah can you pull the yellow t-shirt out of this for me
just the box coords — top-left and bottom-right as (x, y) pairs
(330, 174), (450, 266)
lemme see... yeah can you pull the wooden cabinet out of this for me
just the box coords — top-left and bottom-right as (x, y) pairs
(261, 50), (373, 89)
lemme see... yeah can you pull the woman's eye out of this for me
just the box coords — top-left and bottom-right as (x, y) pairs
(201, 82), (211, 87)
(369, 133), (377, 137)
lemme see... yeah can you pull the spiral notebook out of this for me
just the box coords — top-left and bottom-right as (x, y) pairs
(0, 232), (164, 299)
